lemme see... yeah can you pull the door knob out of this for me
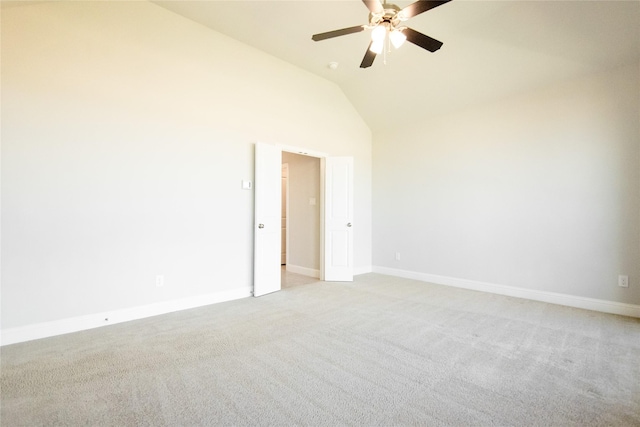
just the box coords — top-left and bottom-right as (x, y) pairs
(258, 224), (265, 229)
(347, 223), (352, 228)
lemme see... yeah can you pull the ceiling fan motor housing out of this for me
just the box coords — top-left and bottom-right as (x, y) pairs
(369, 3), (406, 30)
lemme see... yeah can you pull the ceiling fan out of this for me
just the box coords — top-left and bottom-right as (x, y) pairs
(312, 0), (451, 68)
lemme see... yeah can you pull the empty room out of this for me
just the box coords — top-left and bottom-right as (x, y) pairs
(1, 0), (639, 425)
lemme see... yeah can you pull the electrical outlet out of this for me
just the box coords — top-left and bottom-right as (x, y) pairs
(395, 252), (401, 261)
(156, 275), (164, 288)
(618, 275), (628, 288)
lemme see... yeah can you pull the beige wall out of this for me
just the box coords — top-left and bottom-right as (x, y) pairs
(1, 1), (372, 330)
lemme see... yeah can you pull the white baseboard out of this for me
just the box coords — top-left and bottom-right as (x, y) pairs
(373, 266), (640, 318)
(1, 287), (252, 346)
(286, 264), (320, 278)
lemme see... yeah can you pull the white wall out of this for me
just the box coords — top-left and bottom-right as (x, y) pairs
(1, 1), (372, 332)
(282, 152), (320, 274)
(373, 62), (640, 305)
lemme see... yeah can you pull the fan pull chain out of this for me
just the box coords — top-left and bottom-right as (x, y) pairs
(383, 34), (388, 65)
(386, 31), (395, 65)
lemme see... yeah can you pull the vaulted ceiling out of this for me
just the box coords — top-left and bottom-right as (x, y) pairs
(154, 0), (640, 132)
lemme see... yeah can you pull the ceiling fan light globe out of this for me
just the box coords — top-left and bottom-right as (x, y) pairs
(371, 25), (386, 42)
(390, 29), (406, 48)
(370, 40), (384, 54)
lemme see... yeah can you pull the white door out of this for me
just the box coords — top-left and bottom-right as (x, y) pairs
(281, 164), (288, 265)
(323, 157), (354, 281)
(254, 142), (281, 297)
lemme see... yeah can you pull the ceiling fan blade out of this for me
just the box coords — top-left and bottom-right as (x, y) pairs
(399, 0), (451, 19)
(362, 0), (384, 14)
(360, 42), (377, 68)
(403, 27), (443, 52)
(312, 25), (365, 41)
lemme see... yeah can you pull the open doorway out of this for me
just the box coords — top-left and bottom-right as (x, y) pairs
(281, 152), (321, 284)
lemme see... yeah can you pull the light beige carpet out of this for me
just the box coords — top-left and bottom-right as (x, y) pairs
(2, 273), (639, 426)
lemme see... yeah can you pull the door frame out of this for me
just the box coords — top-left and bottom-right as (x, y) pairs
(282, 162), (289, 267)
(254, 141), (353, 296)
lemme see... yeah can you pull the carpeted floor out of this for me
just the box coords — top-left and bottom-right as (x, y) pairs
(2, 273), (639, 426)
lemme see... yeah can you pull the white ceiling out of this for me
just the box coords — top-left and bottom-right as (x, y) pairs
(154, 0), (640, 132)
